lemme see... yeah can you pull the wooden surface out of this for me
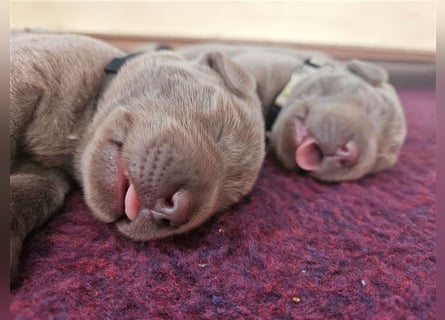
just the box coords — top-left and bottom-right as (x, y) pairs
(11, 1), (435, 61)
(87, 33), (436, 63)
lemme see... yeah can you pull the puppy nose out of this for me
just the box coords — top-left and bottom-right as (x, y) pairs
(336, 140), (359, 167)
(151, 190), (192, 226)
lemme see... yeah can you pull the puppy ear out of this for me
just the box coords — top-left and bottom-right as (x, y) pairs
(200, 51), (256, 97)
(346, 59), (389, 86)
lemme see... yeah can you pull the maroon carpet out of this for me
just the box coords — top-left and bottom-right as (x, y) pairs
(10, 88), (436, 319)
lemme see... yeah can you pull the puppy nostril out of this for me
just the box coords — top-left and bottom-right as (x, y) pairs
(164, 194), (175, 209)
(151, 190), (192, 227)
(336, 141), (359, 167)
(339, 143), (350, 153)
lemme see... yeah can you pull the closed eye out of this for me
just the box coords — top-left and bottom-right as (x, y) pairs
(109, 138), (123, 149)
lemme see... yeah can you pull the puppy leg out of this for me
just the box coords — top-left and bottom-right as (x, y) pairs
(10, 83), (43, 170)
(10, 163), (70, 287)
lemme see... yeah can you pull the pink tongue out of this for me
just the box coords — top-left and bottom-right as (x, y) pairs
(124, 183), (139, 221)
(295, 137), (323, 171)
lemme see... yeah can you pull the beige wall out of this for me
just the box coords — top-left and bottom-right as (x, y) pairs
(11, 1), (435, 53)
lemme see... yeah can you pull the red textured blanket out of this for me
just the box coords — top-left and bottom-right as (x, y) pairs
(10, 88), (436, 319)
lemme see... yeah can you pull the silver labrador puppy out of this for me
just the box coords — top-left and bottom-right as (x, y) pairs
(180, 44), (407, 182)
(10, 34), (264, 285)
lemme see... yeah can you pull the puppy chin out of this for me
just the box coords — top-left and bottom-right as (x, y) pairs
(115, 195), (219, 241)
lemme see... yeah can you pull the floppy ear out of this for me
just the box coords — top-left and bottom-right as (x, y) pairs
(200, 51), (256, 97)
(346, 59), (389, 86)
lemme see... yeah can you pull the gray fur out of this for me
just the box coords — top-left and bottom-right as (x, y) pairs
(10, 34), (264, 285)
(179, 43), (407, 182)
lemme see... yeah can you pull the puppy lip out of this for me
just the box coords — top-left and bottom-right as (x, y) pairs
(295, 136), (323, 171)
(115, 156), (130, 219)
(124, 182), (139, 221)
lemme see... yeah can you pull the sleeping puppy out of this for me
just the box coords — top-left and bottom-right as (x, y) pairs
(179, 44), (407, 182)
(10, 34), (264, 285)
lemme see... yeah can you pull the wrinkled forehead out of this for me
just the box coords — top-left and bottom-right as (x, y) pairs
(140, 57), (221, 105)
(298, 68), (364, 93)
(307, 94), (363, 108)
(115, 52), (235, 118)
(306, 67), (359, 88)
(146, 51), (217, 82)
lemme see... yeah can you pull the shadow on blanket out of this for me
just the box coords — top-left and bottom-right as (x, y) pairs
(10, 86), (435, 319)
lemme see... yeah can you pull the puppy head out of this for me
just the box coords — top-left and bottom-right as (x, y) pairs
(79, 51), (264, 240)
(269, 62), (407, 182)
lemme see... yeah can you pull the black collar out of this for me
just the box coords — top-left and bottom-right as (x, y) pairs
(99, 44), (171, 96)
(104, 44), (172, 74)
(104, 52), (144, 74)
